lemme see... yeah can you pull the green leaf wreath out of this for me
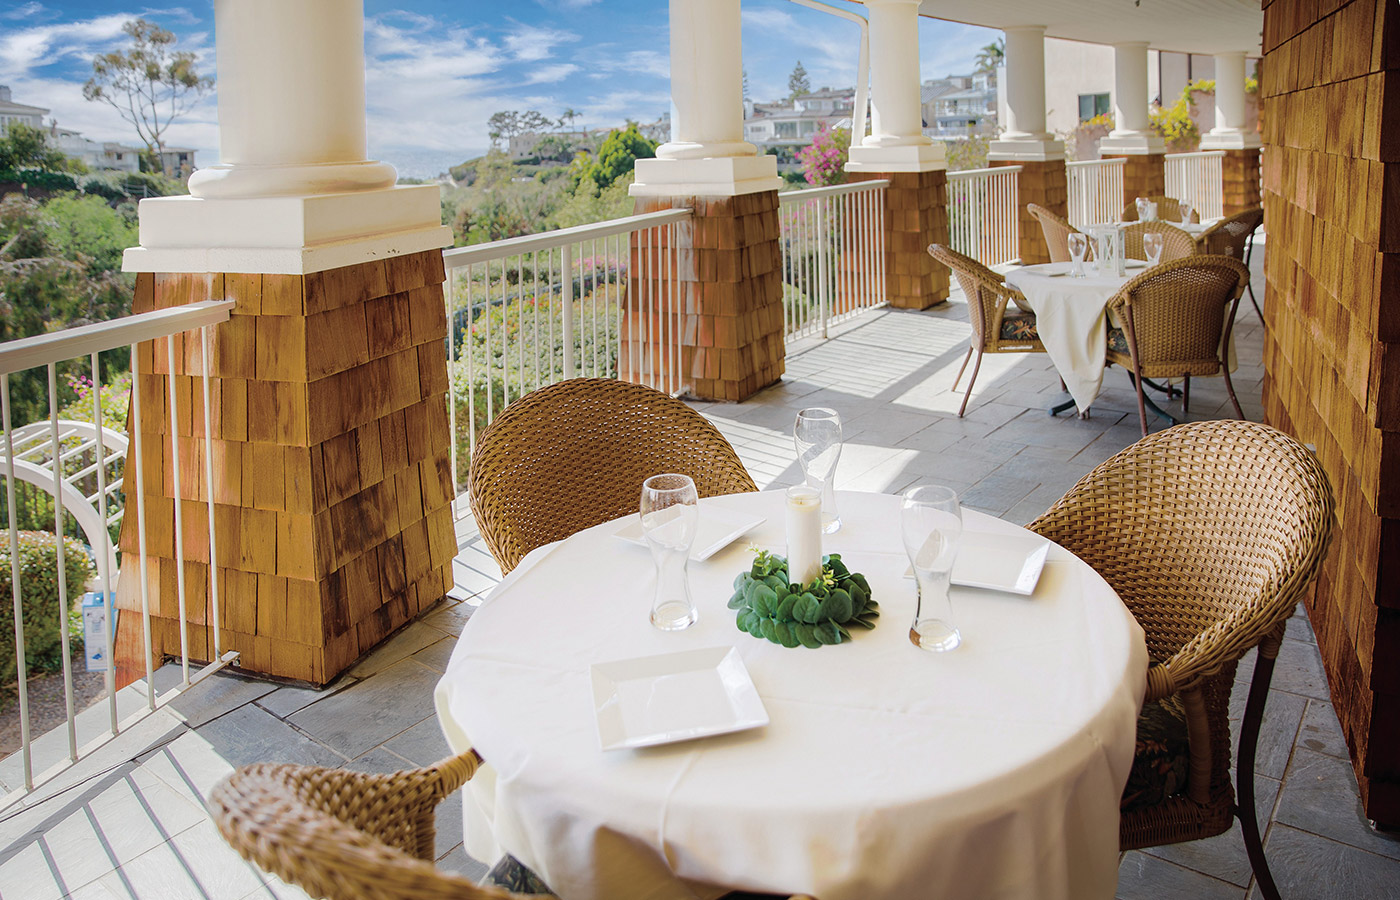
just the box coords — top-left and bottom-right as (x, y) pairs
(727, 549), (878, 648)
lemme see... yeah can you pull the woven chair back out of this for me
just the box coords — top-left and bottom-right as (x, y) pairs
(1030, 419), (1334, 676)
(468, 378), (757, 573)
(1107, 255), (1248, 377)
(210, 754), (523, 900)
(1122, 221), (1198, 263)
(1121, 195), (1194, 223)
(1197, 206), (1263, 259)
(928, 243), (1003, 344)
(1027, 202), (1089, 263)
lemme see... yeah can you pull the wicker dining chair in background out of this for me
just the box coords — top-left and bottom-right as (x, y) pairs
(210, 751), (542, 900)
(1195, 206), (1265, 319)
(468, 378), (758, 574)
(1028, 419), (1335, 900)
(1026, 202), (1092, 264)
(928, 244), (1046, 417)
(1104, 255), (1250, 436)
(1121, 221), (1198, 263)
(1120, 194), (1197, 223)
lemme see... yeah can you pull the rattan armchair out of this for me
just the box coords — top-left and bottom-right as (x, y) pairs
(1120, 194), (1197, 223)
(210, 751), (539, 900)
(1105, 255), (1249, 436)
(1196, 207), (1265, 319)
(1121, 221), (1197, 264)
(468, 378), (757, 573)
(1028, 419), (1334, 900)
(928, 244), (1046, 417)
(1026, 202), (1091, 264)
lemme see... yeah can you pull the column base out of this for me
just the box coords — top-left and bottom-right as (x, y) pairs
(628, 193), (785, 402)
(1099, 133), (1167, 155)
(1200, 131), (1263, 152)
(993, 158), (1067, 265)
(630, 155), (783, 198)
(1219, 147), (1262, 216)
(1101, 152), (1167, 210)
(849, 170), (949, 310)
(188, 159), (398, 200)
(122, 185), (452, 275)
(988, 138), (1066, 162)
(846, 143), (946, 173)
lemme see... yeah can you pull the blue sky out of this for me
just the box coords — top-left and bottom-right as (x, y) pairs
(0, 1), (999, 177)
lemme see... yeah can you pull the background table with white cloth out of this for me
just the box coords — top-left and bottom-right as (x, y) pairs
(435, 490), (1148, 900)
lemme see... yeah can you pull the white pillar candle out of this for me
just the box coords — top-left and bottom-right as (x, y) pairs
(785, 486), (824, 588)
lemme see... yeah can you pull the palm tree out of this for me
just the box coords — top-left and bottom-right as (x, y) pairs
(559, 107), (580, 132)
(975, 38), (1005, 74)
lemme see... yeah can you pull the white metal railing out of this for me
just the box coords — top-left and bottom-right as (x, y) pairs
(778, 179), (888, 342)
(0, 299), (238, 802)
(946, 166), (1021, 267)
(1067, 158), (1127, 228)
(1165, 150), (1226, 221)
(442, 208), (692, 507)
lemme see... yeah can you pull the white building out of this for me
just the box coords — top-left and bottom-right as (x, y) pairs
(743, 87), (854, 155)
(921, 72), (998, 138)
(0, 85), (47, 134)
(0, 84), (194, 176)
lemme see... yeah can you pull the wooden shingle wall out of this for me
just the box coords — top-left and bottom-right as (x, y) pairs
(115, 252), (456, 686)
(848, 170), (951, 309)
(1260, 0), (1400, 822)
(1102, 152), (1167, 212)
(630, 193), (785, 402)
(993, 159), (1068, 265)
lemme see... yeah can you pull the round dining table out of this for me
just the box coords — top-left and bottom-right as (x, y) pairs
(435, 490), (1147, 900)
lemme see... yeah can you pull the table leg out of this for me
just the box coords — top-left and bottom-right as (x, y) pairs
(1049, 396), (1077, 417)
(1140, 376), (1181, 399)
(1128, 374), (1182, 428)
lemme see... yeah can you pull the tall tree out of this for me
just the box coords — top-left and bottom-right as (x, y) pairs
(487, 109), (555, 151)
(975, 38), (1005, 74)
(743, 68), (751, 101)
(559, 108), (581, 132)
(788, 61), (811, 99)
(82, 18), (212, 176)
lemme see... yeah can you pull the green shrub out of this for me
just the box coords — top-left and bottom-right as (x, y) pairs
(0, 169), (79, 192)
(0, 531), (92, 681)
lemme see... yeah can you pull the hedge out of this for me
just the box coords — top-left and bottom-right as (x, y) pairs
(0, 531), (93, 681)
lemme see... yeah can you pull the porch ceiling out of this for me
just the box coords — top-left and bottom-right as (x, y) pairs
(908, 0), (1262, 56)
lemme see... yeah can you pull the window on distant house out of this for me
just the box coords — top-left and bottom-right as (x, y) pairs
(1078, 93), (1111, 121)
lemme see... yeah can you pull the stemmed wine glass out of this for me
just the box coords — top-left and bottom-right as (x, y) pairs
(794, 408), (842, 534)
(1142, 232), (1165, 267)
(1134, 197), (1149, 221)
(901, 485), (963, 652)
(1067, 233), (1088, 278)
(1179, 201), (1195, 225)
(640, 474), (700, 631)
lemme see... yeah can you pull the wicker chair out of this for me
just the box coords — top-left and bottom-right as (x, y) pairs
(1196, 207), (1265, 319)
(1028, 419), (1335, 900)
(1027, 202), (1091, 264)
(468, 378), (757, 573)
(210, 751), (540, 900)
(1105, 255), (1249, 436)
(1120, 195), (1198, 223)
(1121, 221), (1197, 263)
(928, 244), (1046, 417)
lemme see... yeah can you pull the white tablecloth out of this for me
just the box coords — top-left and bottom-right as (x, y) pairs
(436, 490), (1147, 900)
(1004, 263), (1133, 413)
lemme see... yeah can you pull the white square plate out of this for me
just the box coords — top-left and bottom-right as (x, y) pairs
(614, 507), (765, 561)
(590, 647), (769, 751)
(906, 530), (1052, 596)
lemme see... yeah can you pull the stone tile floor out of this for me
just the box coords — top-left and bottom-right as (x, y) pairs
(3, 242), (1398, 898)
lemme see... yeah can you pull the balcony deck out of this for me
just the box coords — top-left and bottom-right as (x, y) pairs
(3, 240), (1397, 899)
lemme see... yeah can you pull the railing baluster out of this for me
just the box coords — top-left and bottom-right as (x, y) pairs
(130, 343), (155, 710)
(447, 272), (459, 511)
(90, 352), (118, 734)
(166, 338), (189, 686)
(47, 363), (77, 759)
(200, 328), (221, 662)
(2, 374), (33, 789)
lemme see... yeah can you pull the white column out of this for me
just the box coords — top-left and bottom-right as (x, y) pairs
(189, 0), (396, 199)
(846, 0), (944, 173)
(987, 26), (1063, 162)
(1200, 51), (1261, 150)
(1100, 41), (1166, 154)
(124, 0), (451, 274)
(632, 0), (780, 196)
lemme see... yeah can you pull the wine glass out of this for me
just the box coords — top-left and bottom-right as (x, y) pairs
(901, 485), (963, 652)
(1142, 232), (1164, 267)
(1067, 233), (1088, 278)
(794, 407), (842, 534)
(640, 474), (700, 631)
(1134, 197), (1149, 221)
(1179, 201), (1195, 225)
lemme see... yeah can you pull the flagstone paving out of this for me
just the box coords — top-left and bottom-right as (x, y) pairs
(3, 241), (1398, 898)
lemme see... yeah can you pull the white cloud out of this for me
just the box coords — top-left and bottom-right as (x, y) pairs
(523, 63), (581, 85)
(503, 23), (580, 62)
(589, 49), (668, 80)
(2, 2), (45, 20)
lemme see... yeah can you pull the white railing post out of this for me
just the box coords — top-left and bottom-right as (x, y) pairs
(2, 374), (32, 790)
(1066, 158), (1126, 228)
(1165, 150), (1225, 221)
(945, 167), (1021, 267)
(817, 199), (830, 339)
